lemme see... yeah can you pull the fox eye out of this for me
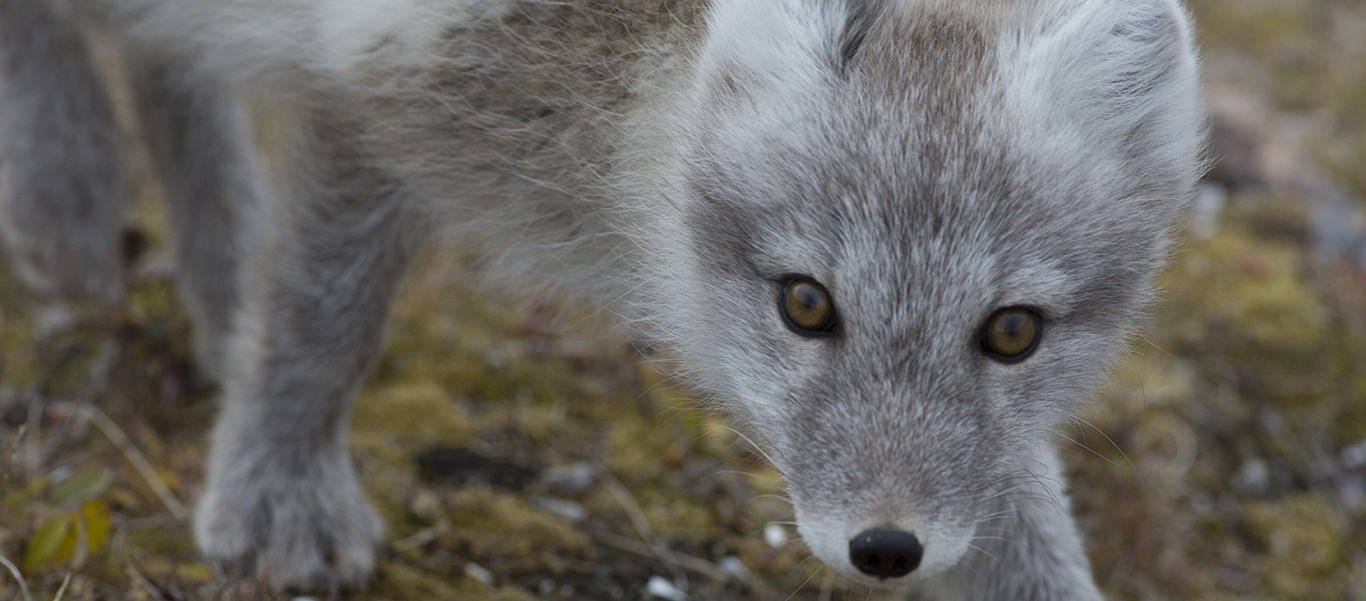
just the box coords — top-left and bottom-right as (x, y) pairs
(980, 307), (1042, 362)
(780, 277), (837, 336)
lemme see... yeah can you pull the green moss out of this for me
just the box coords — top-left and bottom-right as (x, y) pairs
(353, 381), (476, 459)
(1161, 229), (1322, 347)
(1244, 495), (1351, 596)
(438, 489), (589, 571)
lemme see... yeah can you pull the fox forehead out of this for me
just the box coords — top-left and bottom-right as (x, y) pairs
(686, 0), (1190, 316)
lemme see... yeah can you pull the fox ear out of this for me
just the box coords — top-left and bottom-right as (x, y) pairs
(1015, 0), (1205, 199)
(692, 1), (843, 102)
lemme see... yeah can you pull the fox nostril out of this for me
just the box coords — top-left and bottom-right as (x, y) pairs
(848, 528), (923, 579)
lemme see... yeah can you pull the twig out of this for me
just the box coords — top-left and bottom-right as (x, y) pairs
(1, 424), (25, 493)
(51, 574), (72, 601)
(600, 471), (690, 590)
(391, 527), (439, 553)
(0, 552), (32, 601)
(595, 532), (781, 600)
(125, 565), (163, 599)
(818, 569), (835, 601)
(87, 406), (190, 521)
(23, 395), (43, 475)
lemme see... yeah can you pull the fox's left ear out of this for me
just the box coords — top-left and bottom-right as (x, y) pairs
(1013, 0), (1206, 203)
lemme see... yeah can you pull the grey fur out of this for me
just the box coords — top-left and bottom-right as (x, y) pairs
(0, 0), (123, 301)
(197, 105), (420, 589)
(124, 50), (265, 377)
(0, 0), (1205, 597)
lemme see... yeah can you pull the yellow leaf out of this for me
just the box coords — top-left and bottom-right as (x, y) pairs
(79, 500), (112, 554)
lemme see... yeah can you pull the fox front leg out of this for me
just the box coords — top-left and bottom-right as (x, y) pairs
(194, 104), (425, 591)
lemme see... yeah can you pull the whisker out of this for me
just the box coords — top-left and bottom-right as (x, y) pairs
(783, 563), (822, 601)
(1058, 431), (1122, 469)
(1021, 470), (1066, 513)
(967, 542), (1000, 563)
(1076, 417), (1146, 486)
(701, 470), (762, 481)
(970, 535), (1017, 547)
(726, 427), (779, 468)
(752, 494), (794, 506)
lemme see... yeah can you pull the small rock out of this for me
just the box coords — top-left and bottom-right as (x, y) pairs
(1339, 475), (1365, 511)
(34, 303), (75, 338)
(719, 556), (750, 579)
(530, 496), (588, 522)
(464, 562), (494, 585)
(1341, 440), (1366, 470)
(409, 490), (442, 520)
(539, 462), (595, 495)
(764, 523), (788, 548)
(646, 576), (687, 601)
(1232, 459), (1270, 495)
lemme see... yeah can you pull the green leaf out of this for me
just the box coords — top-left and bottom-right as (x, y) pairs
(1, 478), (46, 511)
(48, 469), (113, 506)
(22, 513), (74, 569)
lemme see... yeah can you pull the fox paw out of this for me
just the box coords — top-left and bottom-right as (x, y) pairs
(193, 457), (384, 592)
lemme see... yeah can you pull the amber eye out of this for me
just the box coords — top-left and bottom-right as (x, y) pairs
(780, 277), (837, 336)
(980, 307), (1042, 362)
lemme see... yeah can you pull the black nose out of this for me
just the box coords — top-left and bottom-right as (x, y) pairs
(849, 528), (923, 579)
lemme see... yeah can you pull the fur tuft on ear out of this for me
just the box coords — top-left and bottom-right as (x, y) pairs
(1011, 0), (1206, 199)
(692, 0), (846, 102)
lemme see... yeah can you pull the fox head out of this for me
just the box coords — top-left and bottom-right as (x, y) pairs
(644, 0), (1203, 585)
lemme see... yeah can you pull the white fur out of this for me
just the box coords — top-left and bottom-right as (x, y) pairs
(5, 0), (1204, 596)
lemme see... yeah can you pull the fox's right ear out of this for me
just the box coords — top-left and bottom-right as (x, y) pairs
(691, 0), (844, 105)
(1012, 0), (1205, 205)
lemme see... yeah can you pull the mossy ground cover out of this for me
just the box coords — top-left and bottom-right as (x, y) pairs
(3, 2), (1365, 599)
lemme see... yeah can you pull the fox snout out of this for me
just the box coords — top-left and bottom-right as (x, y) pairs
(848, 528), (924, 579)
(791, 487), (979, 587)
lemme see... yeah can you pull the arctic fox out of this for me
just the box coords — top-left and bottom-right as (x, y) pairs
(0, 0), (1204, 598)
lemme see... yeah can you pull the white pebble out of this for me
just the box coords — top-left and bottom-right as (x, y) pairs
(719, 556), (750, 579)
(464, 562), (494, 585)
(646, 576), (688, 601)
(539, 462), (595, 494)
(764, 523), (788, 548)
(1232, 458), (1269, 495)
(530, 496), (588, 522)
(1342, 440), (1366, 470)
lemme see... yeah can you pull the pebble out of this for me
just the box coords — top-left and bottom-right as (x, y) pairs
(1339, 475), (1365, 511)
(1341, 440), (1366, 470)
(718, 556), (750, 579)
(464, 562), (494, 585)
(646, 576), (688, 601)
(530, 496), (588, 522)
(1232, 458), (1270, 495)
(539, 462), (595, 495)
(763, 523), (788, 548)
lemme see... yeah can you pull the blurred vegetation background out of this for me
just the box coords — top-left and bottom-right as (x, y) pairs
(2, 0), (1364, 599)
